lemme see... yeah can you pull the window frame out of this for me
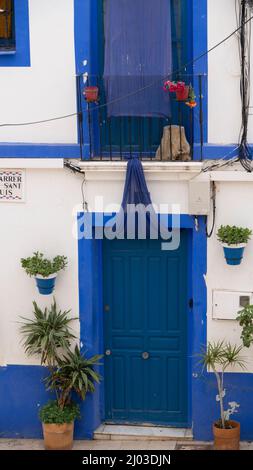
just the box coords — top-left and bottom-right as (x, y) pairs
(0, 0), (30, 67)
(0, 0), (15, 53)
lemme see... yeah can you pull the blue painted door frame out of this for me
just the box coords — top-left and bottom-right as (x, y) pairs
(77, 214), (207, 437)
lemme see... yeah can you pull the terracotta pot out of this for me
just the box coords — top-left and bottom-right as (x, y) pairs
(84, 86), (99, 103)
(213, 421), (240, 450)
(42, 422), (74, 450)
(176, 85), (189, 101)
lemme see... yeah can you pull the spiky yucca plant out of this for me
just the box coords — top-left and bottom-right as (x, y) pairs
(20, 299), (76, 367)
(198, 341), (246, 429)
(45, 345), (102, 408)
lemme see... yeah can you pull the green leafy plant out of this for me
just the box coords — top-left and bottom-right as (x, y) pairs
(217, 225), (252, 245)
(237, 305), (253, 348)
(198, 341), (246, 429)
(20, 301), (103, 425)
(46, 345), (102, 408)
(39, 401), (80, 424)
(21, 252), (68, 278)
(20, 299), (76, 367)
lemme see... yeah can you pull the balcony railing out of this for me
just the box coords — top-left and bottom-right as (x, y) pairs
(77, 74), (206, 162)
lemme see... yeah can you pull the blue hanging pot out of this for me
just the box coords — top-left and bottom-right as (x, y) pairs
(35, 273), (57, 295)
(222, 243), (246, 266)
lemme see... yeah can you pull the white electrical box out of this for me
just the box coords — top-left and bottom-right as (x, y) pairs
(188, 181), (211, 215)
(212, 290), (253, 320)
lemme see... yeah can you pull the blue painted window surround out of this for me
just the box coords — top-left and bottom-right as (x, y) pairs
(0, 0), (30, 67)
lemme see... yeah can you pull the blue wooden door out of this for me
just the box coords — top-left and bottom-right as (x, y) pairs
(103, 234), (188, 426)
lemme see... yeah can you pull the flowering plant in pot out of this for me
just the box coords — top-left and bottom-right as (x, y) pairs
(20, 300), (102, 450)
(217, 225), (252, 266)
(163, 80), (197, 107)
(198, 341), (246, 450)
(21, 252), (68, 295)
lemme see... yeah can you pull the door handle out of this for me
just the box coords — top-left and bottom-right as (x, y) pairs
(142, 352), (149, 360)
(105, 349), (112, 356)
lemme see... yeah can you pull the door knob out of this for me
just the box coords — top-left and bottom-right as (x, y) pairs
(105, 349), (112, 356)
(142, 352), (149, 360)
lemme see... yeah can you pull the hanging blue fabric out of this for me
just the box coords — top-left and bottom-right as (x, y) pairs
(112, 157), (156, 239)
(103, 0), (172, 117)
(121, 157), (152, 211)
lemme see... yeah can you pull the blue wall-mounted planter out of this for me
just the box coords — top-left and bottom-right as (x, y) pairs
(222, 244), (246, 266)
(35, 274), (57, 295)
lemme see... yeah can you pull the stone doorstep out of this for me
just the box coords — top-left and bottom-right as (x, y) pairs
(93, 424), (193, 441)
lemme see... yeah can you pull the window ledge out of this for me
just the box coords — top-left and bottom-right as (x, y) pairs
(0, 158), (64, 169)
(0, 49), (16, 55)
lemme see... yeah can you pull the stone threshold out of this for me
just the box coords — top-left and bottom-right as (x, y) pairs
(94, 424), (193, 441)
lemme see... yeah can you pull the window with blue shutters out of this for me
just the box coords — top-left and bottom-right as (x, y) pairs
(0, 0), (15, 52)
(0, 0), (30, 67)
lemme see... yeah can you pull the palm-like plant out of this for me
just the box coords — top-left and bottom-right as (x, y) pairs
(20, 299), (77, 367)
(45, 345), (102, 409)
(198, 341), (246, 428)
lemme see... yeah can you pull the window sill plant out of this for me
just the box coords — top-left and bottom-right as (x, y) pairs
(21, 252), (68, 295)
(198, 341), (246, 450)
(217, 225), (252, 265)
(20, 300), (102, 450)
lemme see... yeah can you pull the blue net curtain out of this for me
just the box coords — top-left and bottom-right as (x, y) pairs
(103, 0), (173, 117)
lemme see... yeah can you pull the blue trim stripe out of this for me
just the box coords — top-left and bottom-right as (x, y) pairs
(193, 0), (208, 146)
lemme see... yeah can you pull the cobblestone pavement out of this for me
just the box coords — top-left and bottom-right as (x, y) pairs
(0, 439), (252, 451)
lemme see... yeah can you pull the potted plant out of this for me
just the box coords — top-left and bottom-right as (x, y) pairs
(237, 304), (253, 348)
(164, 80), (189, 101)
(198, 341), (246, 450)
(217, 225), (252, 265)
(163, 80), (197, 107)
(20, 300), (102, 450)
(21, 252), (68, 295)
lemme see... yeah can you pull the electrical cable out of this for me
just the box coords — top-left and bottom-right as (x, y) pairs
(205, 182), (216, 238)
(64, 160), (89, 211)
(236, 0), (253, 172)
(1, 14), (253, 129)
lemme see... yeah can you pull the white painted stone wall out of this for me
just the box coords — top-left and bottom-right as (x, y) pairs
(0, 164), (83, 366)
(208, 0), (253, 144)
(0, 0), (77, 144)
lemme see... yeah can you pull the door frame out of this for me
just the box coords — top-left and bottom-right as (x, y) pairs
(77, 213), (207, 436)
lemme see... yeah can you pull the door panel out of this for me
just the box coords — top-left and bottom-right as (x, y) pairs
(103, 235), (188, 425)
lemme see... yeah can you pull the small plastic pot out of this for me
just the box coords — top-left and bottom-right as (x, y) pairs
(222, 243), (246, 266)
(176, 85), (189, 101)
(35, 273), (57, 295)
(83, 86), (99, 103)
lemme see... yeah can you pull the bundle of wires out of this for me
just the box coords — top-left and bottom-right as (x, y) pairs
(236, 0), (253, 171)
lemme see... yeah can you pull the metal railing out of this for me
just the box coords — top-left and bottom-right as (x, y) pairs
(77, 74), (206, 162)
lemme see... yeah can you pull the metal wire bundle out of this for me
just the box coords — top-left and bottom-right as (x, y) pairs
(236, 0), (253, 171)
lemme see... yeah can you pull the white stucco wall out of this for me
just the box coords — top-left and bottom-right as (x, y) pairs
(206, 179), (253, 371)
(0, 164), (83, 366)
(0, 0), (77, 144)
(208, 0), (253, 144)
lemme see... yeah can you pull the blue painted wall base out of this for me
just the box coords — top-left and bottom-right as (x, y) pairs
(1, 367), (253, 440)
(0, 365), (96, 439)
